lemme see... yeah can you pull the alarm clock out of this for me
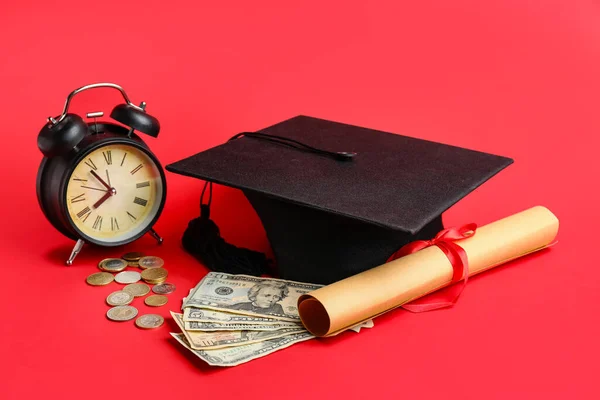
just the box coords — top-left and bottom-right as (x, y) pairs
(36, 83), (167, 265)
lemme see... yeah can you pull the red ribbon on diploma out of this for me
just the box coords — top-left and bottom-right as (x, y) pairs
(387, 223), (477, 313)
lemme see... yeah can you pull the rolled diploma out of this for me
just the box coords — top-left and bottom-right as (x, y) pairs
(298, 206), (559, 337)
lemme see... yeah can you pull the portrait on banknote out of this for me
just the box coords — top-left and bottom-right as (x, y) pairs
(223, 281), (289, 316)
(183, 272), (322, 321)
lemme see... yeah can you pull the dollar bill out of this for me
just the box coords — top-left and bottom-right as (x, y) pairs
(183, 319), (301, 332)
(170, 331), (314, 367)
(182, 272), (323, 322)
(172, 312), (305, 350)
(183, 316), (373, 333)
(183, 307), (288, 325)
(341, 319), (375, 334)
(357, 319), (374, 330)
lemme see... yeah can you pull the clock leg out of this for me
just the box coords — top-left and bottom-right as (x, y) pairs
(148, 228), (164, 245)
(66, 239), (85, 266)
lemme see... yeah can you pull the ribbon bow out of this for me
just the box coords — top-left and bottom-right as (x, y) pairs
(387, 223), (477, 313)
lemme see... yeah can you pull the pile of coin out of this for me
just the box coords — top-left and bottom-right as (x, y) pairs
(86, 252), (176, 330)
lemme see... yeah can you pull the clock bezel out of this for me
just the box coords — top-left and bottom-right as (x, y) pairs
(59, 127), (167, 247)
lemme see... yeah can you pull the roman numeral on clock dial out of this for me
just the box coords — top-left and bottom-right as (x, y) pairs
(85, 158), (97, 171)
(127, 211), (137, 222)
(103, 151), (112, 165)
(136, 181), (150, 188)
(130, 164), (143, 175)
(92, 215), (103, 230)
(77, 206), (91, 222)
(133, 197), (148, 207)
(111, 217), (119, 231)
(70, 193), (86, 203)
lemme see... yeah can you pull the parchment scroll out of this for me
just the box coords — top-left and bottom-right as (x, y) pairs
(298, 206), (559, 337)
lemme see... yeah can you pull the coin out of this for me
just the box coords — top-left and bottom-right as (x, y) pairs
(141, 267), (167, 283)
(135, 314), (164, 329)
(145, 294), (168, 307)
(152, 283), (176, 295)
(98, 258), (128, 272)
(138, 256), (164, 269)
(123, 283), (150, 297)
(86, 272), (114, 286)
(107, 305), (138, 321)
(106, 291), (134, 306)
(122, 251), (144, 261)
(144, 278), (166, 285)
(115, 271), (141, 284)
(122, 251), (143, 267)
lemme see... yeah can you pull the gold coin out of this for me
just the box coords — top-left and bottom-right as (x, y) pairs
(144, 278), (167, 285)
(127, 260), (139, 267)
(122, 252), (144, 262)
(141, 267), (167, 283)
(145, 294), (168, 307)
(138, 256), (164, 269)
(135, 314), (164, 329)
(122, 283), (150, 297)
(98, 258), (128, 272)
(86, 272), (114, 286)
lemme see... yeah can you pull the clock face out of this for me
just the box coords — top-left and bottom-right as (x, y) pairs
(64, 143), (165, 244)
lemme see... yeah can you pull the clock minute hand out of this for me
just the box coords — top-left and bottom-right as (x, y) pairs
(81, 186), (108, 192)
(90, 170), (112, 191)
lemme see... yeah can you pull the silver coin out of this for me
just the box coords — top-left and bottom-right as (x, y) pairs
(114, 271), (141, 284)
(138, 256), (164, 269)
(135, 314), (165, 329)
(106, 290), (134, 306)
(106, 305), (138, 322)
(152, 282), (176, 295)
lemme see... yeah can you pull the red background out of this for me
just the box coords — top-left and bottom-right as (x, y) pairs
(1, 1), (598, 398)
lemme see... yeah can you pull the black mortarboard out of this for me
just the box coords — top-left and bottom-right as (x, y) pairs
(165, 115), (513, 284)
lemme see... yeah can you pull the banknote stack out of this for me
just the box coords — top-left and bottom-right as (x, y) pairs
(171, 272), (373, 367)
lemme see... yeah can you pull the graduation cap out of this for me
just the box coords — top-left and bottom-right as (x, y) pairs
(165, 115), (513, 284)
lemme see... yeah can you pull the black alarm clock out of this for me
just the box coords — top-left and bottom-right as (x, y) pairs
(36, 83), (167, 265)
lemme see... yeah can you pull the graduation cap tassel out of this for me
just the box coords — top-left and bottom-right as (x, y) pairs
(181, 130), (357, 276)
(182, 181), (271, 276)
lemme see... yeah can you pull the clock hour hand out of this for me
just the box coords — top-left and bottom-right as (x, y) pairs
(93, 191), (112, 209)
(90, 170), (112, 191)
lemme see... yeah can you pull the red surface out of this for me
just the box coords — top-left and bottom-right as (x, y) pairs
(1, 1), (598, 398)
